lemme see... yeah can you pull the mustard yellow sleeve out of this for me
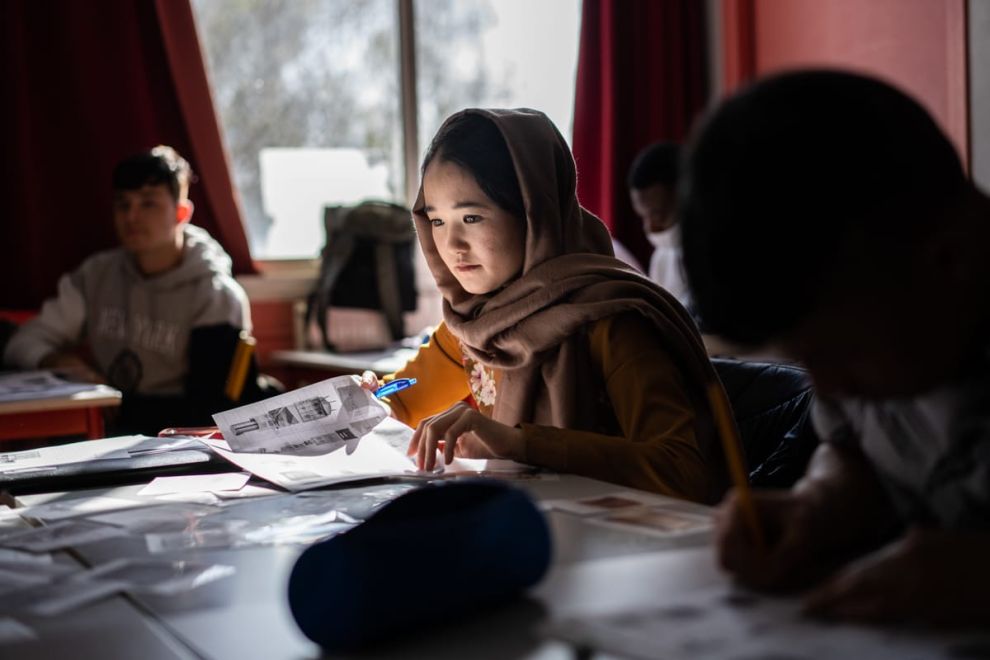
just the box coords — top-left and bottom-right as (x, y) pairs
(521, 313), (713, 502)
(383, 322), (470, 428)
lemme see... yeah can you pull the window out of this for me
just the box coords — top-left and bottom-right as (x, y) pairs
(193, 0), (402, 260)
(415, 0), (581, 153)
(193, 0), (581, 261)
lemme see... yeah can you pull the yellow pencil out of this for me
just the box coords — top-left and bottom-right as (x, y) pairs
(225, 332), (257, 402)
(706, 382), (766, 552)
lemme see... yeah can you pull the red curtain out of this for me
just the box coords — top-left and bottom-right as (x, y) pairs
(0, 0), (254, 310)
(572, 0), (708, 268)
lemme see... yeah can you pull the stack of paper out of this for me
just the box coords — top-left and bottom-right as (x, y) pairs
(0, 370), (101, 402)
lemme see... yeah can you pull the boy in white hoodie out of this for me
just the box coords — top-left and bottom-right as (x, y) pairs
(627, 142), (689, 306)
(5, 146), (252, 433)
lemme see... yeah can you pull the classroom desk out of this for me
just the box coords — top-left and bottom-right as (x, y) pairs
(0, 496), (205, 659)
(269, 346), (419, 387)
(0, 385), (122, 442)
(3, 474), (714, 659)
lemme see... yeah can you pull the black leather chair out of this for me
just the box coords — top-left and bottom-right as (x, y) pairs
(712, 357), (819, 488)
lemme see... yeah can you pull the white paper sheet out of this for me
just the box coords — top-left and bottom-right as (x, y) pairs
(0, 435), (167, 474)
(0, 520), (127, 553)
(138, 473), (250, 496)
(541, 491), (713, 538)
(19, 580), (127, 617)
(0, 567), (51, 596)
(78, 558), (235, 596)
(0, 370), (98, 402)
(548, 584), (983, 660)
(542, 491), (672, 516)
(0, 547), (53, 566)
(17, 496), (154, 522)
(203, 421), (419, 491)
(213, 375), (389, 455)
(443, 457), (533, 475)
(88, 503), (220, 534)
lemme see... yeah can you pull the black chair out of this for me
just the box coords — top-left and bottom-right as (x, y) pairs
(111, 324), (285, 436)
(712, 357), (819, 488)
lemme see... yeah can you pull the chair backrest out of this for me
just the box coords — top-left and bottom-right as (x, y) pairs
(0, 310), (36, 366)
(711, 357), (818, 488)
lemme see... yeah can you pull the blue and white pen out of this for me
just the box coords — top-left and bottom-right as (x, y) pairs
(374, 378), (418, 399)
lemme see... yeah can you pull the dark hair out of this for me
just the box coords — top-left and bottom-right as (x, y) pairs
(627, 141), (680, 190)
(112, 145), (193, 201)
(679, 70), (966, 346)
(421, 113), (525, 219)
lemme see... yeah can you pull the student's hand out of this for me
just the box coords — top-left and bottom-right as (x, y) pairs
(357, 370), (398, 419)
(358, 370), (381, 392)
(719, 443), (898, 592)
(715, 489), (833, 591)
(407, 401), (523, 471)
(803, 528), (990, 625)
(39, 352), (105, 384)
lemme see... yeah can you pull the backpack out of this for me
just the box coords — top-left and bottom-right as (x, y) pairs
(305, 200), (418, 351)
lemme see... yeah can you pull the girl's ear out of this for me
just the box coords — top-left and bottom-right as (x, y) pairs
(176, 199), (194, 223)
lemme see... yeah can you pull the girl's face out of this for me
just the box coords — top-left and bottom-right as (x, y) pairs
(422, 159), (525, 295)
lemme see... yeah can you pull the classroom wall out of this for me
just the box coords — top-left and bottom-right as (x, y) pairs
(720, 0), (969, 167)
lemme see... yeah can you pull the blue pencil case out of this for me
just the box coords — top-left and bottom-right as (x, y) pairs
(287, 480), (552, 651)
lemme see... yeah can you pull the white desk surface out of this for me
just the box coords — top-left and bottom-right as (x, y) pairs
(0, 385), (122, 415)
(4, 475), (717, 659)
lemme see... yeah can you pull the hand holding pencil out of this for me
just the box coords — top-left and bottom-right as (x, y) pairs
(714, 489), (833, 591)
(709, 383), (838, 591)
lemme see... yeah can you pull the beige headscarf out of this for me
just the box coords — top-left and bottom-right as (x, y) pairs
(413, 108), (726, 480)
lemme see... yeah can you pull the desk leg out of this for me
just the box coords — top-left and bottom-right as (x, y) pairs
(85, 408), (105, 439)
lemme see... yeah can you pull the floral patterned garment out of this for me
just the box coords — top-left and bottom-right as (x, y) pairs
(461, 349), (499, 417)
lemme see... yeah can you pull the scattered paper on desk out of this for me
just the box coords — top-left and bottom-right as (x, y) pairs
(138, 472), (250, 497)
(214, 484), (281, 500)
(152, 492), (223, 506)
(542, 490), (680, 517)
(0, 370), (97, 402)
(126, 437), (204, 456)
(0, 559), (74, 581)
(547, 584), (975, 660)
(0, 617), (36, 643)
(204, 420), (417, 491)
(0, 567), (51, 596)
(18, 579), (126, 617)
(0, 435), (152, 473)
(213, 375), (389, 455)
(0, 560), (77, 597)
(0, 519), (127, 552)
(444, 457), (533, 475)
(0, 547), (53, 566)
(78, 557), (235, 596)
(88, 502), (219, 535)
(17, 495), (151, 522)
(588, 508), (712, 537)
(541, 491), (713, 538)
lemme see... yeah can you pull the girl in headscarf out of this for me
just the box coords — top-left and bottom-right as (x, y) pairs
(372, 109), (729, 503)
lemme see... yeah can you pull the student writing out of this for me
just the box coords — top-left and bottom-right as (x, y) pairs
(680, 70), (990, 624)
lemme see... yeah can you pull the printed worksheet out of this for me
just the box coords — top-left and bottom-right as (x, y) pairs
(0, 435), (151, 473)
(202, 419), (418, 491)
(213, 375), (389, 455)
